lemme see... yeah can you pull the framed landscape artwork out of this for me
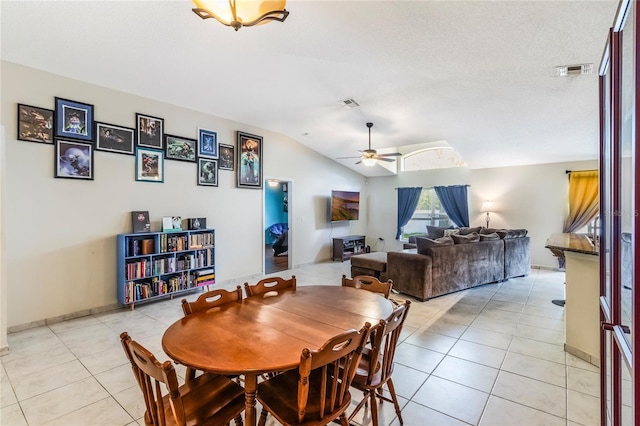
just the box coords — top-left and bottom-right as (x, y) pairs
(198, 158), (218, 187)
(135, 147), (164, 183)
(55, 97), (94, 142)
(198, 128), (218, 158)
(218, 143), (234, 170)
(236, 131), (263, 189)
(17, 104), (54, 144)
(136, 113), (164, 149)
(165, 135), (197, 162)
(55, 139), (94, 180)
(96, 122), (135, 155)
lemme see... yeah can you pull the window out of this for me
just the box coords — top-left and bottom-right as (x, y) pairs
(402, 188), (453, 239)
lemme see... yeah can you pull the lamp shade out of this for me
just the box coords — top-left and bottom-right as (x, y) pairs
(480, 200), (494, 212)
(193, 0), (289, 31)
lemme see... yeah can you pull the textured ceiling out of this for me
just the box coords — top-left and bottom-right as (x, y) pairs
(0, 0), (619, 177)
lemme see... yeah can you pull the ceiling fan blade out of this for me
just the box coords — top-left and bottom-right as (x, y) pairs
(335, 156), (362, 159)
(378, 152), (402, 157)
(355, 159), (362, 165)
(377, 157), (395, 162)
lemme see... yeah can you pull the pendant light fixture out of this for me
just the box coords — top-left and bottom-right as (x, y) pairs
(192, 0), (289, 31)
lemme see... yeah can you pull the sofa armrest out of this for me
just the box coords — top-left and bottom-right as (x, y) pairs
(386, 251), (433, 301)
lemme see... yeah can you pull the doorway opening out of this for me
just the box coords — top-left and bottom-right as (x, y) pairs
(264, 179), (291, 274)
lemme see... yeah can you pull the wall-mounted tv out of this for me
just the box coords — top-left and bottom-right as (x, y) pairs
(331, 190), (360, 222)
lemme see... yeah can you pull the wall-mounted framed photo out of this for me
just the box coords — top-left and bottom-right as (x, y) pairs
(17, 104), (54, 144)
(198, 158), (218, 187)
(55, 97), (94, 142)
(135, 147), (164, 183)
(55, 139), (94, 180)
(95, 122), (135, 155)
(237, 131), (262, 189)
(136, 113), (164, 149)
(165, 134), (197, 162)
(218, 143), (234, 170)
(198, 128), (218, 158)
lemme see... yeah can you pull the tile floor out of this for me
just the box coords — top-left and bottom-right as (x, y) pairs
(0, 261), (601, 426)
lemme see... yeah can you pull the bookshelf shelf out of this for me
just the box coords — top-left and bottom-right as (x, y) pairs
(116, 228), (215, 308)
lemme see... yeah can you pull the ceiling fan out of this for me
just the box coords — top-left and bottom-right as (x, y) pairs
(336, 122), (402, 166)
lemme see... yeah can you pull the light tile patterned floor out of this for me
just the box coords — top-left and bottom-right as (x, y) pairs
(0, 261), (601, 426)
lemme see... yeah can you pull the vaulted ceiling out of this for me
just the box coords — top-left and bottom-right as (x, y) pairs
(1, 0), (619, 177)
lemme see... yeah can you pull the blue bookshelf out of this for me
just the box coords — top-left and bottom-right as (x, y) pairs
(116, 229), (215, 308)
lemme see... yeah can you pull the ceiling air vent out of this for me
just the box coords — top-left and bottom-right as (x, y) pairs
(340, 98), (360, 108)
(555, 63), (593, 77)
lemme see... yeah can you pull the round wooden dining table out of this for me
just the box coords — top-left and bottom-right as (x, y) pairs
(162, 285), (394, 426)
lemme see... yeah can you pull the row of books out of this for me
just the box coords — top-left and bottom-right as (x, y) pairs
(125, 255), (213, 280)
(124, 274), (198, 303)
(160, 234), (188, 252)
(195, 268), (215, 286)
(127, 238), (155, 257)
(189, 232), (214, 248)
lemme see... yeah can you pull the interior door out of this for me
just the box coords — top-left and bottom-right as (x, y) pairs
(599, 1), (638, 424)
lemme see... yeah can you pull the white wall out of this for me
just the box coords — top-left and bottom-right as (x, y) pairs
(365, 160), (598, 268)
(1, 61), (367, 328)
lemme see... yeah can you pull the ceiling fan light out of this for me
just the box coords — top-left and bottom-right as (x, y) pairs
(192, 0), (289, 31)
(362, 157), (377, 167)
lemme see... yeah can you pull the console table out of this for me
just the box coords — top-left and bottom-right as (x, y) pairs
(332, 235), (365, 262)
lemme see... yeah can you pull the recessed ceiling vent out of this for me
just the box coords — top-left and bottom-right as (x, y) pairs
(340, 98), (360, 108)
(555, 63), (593, 77)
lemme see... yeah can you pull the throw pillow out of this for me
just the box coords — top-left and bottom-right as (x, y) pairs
(416, 236), (454, 254)
(451, 232), (480, 244)
(497, 229), (529, 239)
(480, 227), (502, 235)
(426, 225), (452, 239)
(479, 232), (500, 241)
(443, 229), (460, 237)
(458, 226), (482, 235)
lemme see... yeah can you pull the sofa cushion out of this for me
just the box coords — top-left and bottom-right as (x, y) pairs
(497, 229), (528, 239)
(350, 252), (388, 272)
(416, 236), (454, 254)
(479, 232), (500, 241)
(426, 225), (454, 239)
(458, 226), (482, 235)
(480, 227), (501, 235)
(451, 232), (480, 244)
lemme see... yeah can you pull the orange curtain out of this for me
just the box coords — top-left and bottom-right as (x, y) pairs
(563, 170), (599, 233)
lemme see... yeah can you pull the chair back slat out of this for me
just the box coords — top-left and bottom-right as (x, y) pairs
(296, 323), (371, 423)
(181, 285), (243, 316)
(244, 275), (296, 298)
(341, 274), (393, 298)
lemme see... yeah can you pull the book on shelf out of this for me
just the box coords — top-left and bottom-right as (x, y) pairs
(187, 218), (206, 230)
(162, 216), (183, 232)
(195, 268), (214, 276)
(141, 239), (154, 255)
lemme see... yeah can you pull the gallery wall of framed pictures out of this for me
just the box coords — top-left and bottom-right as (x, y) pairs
(16, 96), (260, 188)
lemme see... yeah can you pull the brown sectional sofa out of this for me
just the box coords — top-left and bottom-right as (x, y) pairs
(365, 227), (530, 301)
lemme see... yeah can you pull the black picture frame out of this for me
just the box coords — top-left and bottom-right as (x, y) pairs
(237, 131), (263, 189)
(165, 134), (197, 162)
(136, 113), (164, 149)
(198, 128), (218, 158)
(218, 143), (234, 170)
(95, 122), (135, 155)
(17, 104), (54, 144)
(135, 147), (164, 183)
(131, 211), (151, 233)
(55, 97), (94, 142)
(198, 158), (218, 187)
(55, 139), (94, 180)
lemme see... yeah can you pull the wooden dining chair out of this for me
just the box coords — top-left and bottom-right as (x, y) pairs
(348, 300), (411, 426)
(256, 323), (372, 426)
(181, 286), (243, 381)
(120, 332), (245, 426)
(181, 285), (243, 316)
(341, 274), (393, 299)
(244, 275), (296, 298)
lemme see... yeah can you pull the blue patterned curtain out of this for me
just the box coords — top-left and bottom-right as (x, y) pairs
(434, 185), (469, 227)
(396, 187), (423, 239)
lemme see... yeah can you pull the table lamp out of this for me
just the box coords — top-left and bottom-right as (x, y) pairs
(480, 200), (494, 228)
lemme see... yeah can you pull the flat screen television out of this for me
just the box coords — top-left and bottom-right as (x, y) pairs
(331, 190), (360, 222)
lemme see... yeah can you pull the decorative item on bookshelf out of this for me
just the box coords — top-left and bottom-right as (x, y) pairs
(187, 217), (206, 230)
(162, 216), (182, 232)
(131, 211), (151, 233)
